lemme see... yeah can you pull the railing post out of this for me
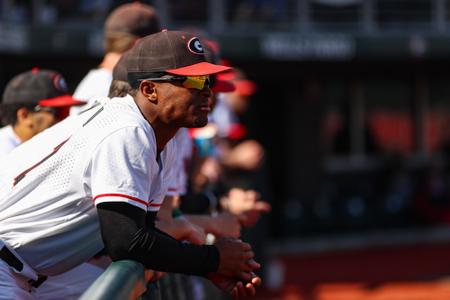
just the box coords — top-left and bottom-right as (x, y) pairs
(154, 0), (171, 29)
(297, 0), (310, 32)
(433, 0), (446, 33)
(362, 0), (376, 33)
(208, 0), (226, 33)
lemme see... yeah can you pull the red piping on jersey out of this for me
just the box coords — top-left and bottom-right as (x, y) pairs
(93, 193), (161, 207)
(167, 187), (178, 192)
(13, 137), (70, 186)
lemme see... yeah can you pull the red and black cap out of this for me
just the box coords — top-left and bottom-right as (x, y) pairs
(2, 68), (85, 108)
(104, 2), (161, 37)
(125, 30), (231, 84)
(218, 69), (257, 96)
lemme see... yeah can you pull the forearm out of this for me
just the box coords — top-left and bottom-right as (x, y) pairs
(130, 226), (217, 275)
(97, 202), (218, 276)
(184, 215), (215, 234)
(155, 218), (189, 240)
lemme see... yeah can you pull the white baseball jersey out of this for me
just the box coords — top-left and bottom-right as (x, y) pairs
(0, 125), (21, 157)
(70, 68), (113, 115)
(0, 95), (176, 276)
(166, 128), (193, 196)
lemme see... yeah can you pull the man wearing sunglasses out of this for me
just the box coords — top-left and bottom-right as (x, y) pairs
(0, 31), (260, 299)
(0, 68), (85, 157)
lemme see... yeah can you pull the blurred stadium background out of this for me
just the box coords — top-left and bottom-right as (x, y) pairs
(3, 0), (450, 299)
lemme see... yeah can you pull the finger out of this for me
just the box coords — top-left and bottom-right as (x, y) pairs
(231, 286), (239, 300)
(251, 275), (262, 286)
(246, 190), (259, 201)
(240, 262), (253, 273)
(236, 281), (246, 298)
(247, 259), (261, 270)
(254, 201), (272, 212)
(241, 242), (252, 251)
(237, 271), (252, 282)
(245, 282), (256, 296)
(243, 250), (255, 260)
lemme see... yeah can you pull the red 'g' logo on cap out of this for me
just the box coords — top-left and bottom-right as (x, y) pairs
(187, 37), (204, 55)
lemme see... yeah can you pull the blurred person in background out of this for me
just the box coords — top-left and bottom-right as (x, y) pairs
(183, 38), (271, 227)
(184, 40), (272, 296)
(203, 55), (273, 287)
(0, 68), (85, 157)
(210, 68), (265, 179)
(71, 2), (161, 114)
(0, 68), (105, 299)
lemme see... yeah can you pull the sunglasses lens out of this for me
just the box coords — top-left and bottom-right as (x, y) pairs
(182, 76), (209, 90)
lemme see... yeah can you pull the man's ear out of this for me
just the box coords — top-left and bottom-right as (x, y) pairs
(140, 80), (158, 102)
(16, 107), (31, 123)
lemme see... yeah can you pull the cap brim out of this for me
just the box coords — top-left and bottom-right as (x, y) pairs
(38, 95), (86, 107)
(166, 61), (231, 76)
(212, 80), (236, 93)
(234, 80), (257, 96)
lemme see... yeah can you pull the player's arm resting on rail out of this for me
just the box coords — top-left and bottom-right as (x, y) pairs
(97, 203), (258, 282)
(97, 202), (217, 276)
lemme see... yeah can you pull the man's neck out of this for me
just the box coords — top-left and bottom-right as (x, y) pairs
(12, 124), (31, 143)
(153, 125), (178, 153)
(132, 96), (178, 153)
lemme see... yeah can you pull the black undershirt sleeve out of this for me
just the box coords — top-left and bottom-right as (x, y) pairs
(96, 202), (219, 276)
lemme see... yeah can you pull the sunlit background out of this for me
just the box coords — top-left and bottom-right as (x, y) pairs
(2, 0), (450, 299)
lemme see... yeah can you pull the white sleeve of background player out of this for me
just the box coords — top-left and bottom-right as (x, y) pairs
(89, 126), (154, 211)
(73, 69), (112, 101)
(177, 129), (193, 195)
(164, 138), (180, 197)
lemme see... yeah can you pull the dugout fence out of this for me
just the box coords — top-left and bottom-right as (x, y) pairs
(79, 260), (161, 300)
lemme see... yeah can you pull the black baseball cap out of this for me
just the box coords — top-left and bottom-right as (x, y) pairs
(104, 2), (160, 37)
(112, 50), (130, 82)
(126, 30), (232, 85)
(2, 68), (85, 107)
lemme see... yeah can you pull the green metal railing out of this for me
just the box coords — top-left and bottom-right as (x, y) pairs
(79, 260), (160, 300)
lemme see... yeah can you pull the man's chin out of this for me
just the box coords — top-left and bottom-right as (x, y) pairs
(190, 118), (208, 128)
